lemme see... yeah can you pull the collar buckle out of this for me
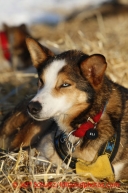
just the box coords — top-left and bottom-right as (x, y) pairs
(87, 117), (96, 125)
(60, 130), (81, 152)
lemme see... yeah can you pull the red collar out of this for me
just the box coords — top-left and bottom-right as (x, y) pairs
(0, 31), (11, 61)
(73, 110), (103, 138)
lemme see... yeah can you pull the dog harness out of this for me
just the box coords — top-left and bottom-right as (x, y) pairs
(54, 109), (119, 182)
(0, 31), (11, 61)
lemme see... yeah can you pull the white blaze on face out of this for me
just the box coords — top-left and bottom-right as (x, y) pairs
(32, 59), (72, 119)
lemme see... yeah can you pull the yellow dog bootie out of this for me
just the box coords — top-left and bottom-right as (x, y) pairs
(76, 155), (115, 182)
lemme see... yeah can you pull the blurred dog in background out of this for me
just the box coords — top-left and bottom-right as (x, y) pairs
(2, 23), (32, 70)
(0, 23), (39, 71)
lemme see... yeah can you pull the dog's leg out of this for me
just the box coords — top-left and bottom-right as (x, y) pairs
(36, 122), (62, 166)
(0, 112), (54, 151)
(0, 98), (54, 151)
(9, 119), (53, 151)
(0, 109), (29, 150)
(113, 162), (127, 181)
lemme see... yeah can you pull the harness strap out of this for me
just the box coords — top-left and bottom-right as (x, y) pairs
(99, 133), (120, 163)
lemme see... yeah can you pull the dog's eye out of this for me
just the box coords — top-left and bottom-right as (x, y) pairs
(61, 83), (71, 87)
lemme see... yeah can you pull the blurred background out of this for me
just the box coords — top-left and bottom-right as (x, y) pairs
(0, 0), (127, 26)
(0, 0), (128, 121)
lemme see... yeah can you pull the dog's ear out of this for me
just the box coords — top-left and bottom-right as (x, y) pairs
(3, 23), (9, 32)
(19, 24), (27, 31)
(80, 54), (107, 89)
(26, 37), (54, 69)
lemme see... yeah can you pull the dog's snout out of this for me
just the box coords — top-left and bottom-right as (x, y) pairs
(27, 101), (42, 115)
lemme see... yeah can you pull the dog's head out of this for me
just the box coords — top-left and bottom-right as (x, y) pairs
(3, 23), (30, 50)
(26, 38), (107, 122)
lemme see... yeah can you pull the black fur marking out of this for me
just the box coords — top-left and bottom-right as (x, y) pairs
(37, 50), (89, 76)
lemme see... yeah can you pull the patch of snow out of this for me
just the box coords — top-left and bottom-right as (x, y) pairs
(0, 0), (111, 26)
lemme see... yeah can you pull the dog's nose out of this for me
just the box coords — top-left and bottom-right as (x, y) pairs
(27, 101), (42, 115)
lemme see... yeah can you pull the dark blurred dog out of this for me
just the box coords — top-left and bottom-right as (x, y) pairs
(3, 23), (32, 69)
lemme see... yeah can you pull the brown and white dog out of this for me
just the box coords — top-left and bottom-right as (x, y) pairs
(26, 38), (128, 181)
(0, 37), (128, 181)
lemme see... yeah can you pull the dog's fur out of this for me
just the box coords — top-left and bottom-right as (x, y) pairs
(0, 38), (128, 181)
